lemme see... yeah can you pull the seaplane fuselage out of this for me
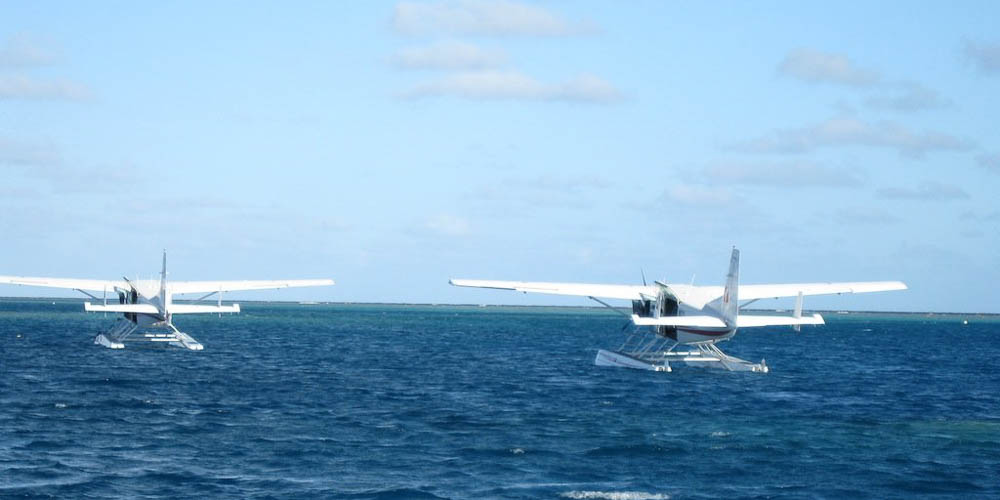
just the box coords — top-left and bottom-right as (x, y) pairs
(0, 251), (334, 350)
(634, 290), (737, 344)
(451, 247), (907, 372)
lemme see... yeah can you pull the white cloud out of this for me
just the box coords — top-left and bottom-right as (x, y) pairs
(425, 213), (471, 236)
(876, 181), (970, 201)
(978, 152), (1000, 173)
(662, 184), (738, 206)
(501, 175), (612, 192)
(0, 136), (143, 195)
(890, 241), (963, 262)
(0, 34), (58, 67)
(392, 0), (591, 37)
(960, 210), (1000, 222)
(0, 186), (39, 199)
(964, 40), (1000, 74)
(402, 70), (620, 102)
(777, 49), (879, 86)
(703, 161), (863, 188)
(650, 184), (765, 231)
(735, 117), (972, 157)
(35, 163), (144, 195)
(865, 82), (950, 112)
(778, 49), (950, 113)
(0, 136), (61, 165)
(0, 36), (87, 101)
(834, 207), (901, 225)
(393, 41), (506, 70)
(467, 174), (612, 214)
(0, 74), (92, 101)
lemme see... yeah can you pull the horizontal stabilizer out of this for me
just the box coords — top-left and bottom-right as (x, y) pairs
(631, 314), (727, 328)
(169, 304), (241, 314)
(737, 313), (825, 327)
(84, 303), (159, 314)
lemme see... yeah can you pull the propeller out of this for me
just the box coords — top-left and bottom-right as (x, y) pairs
(619, 269), (649, 332)
(122, 276), (139, 322)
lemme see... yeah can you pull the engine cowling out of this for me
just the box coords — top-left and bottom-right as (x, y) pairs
(633, 293), (680, 340)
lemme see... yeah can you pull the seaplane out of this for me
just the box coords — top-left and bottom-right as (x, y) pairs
(0, 251), (334, 350)
(451, 247), (906, 372)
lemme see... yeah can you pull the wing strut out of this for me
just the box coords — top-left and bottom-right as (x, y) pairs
(588, 296), (631, 320)
(75, 288), (103, 300)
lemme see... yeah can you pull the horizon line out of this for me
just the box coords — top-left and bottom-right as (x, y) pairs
(1, 296), (996, 317)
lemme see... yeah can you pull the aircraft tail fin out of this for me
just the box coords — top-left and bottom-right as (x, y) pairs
(721, 247), (739, 327)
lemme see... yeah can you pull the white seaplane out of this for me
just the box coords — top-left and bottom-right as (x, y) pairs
(451, 247), (906, 372)
(0, 252), (334, 350)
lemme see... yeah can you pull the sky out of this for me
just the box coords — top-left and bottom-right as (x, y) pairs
(1, 1), (998, 313)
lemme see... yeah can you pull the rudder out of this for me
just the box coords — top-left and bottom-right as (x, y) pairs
(720, 247), (739, 327)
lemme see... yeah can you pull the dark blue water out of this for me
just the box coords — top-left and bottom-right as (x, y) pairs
(2, 300), (999, 499)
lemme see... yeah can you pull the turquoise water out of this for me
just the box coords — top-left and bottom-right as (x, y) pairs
(2, 300), (999, 499)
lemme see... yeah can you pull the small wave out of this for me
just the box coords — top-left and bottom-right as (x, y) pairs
(17, 440), (70, 451)
(341, 487), (449, 499)
(0, 476), (92, 492)
(560, 491), (669, 500)
(709, 431), (730, 438)
(584, 443), (685, 458)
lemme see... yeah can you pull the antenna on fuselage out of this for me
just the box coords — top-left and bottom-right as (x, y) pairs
(159, 249), (169, 322)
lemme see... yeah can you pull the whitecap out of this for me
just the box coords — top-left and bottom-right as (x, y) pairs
(560, 491), (669, 500)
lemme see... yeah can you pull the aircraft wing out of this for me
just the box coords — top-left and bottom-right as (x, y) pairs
(449, 279), (905, 307)
(168, 279), (335, 295)
(738, 281), (907, 301)
(0, 276), (126, 293)
(449, 279), (659, 301)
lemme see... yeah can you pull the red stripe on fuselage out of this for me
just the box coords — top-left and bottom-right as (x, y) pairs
(676, 327), (733, 337)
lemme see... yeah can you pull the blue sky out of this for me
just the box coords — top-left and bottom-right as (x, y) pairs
(1, 1), (998, 313)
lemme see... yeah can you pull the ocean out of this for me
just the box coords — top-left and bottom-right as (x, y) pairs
(2, 299), (998, 499)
